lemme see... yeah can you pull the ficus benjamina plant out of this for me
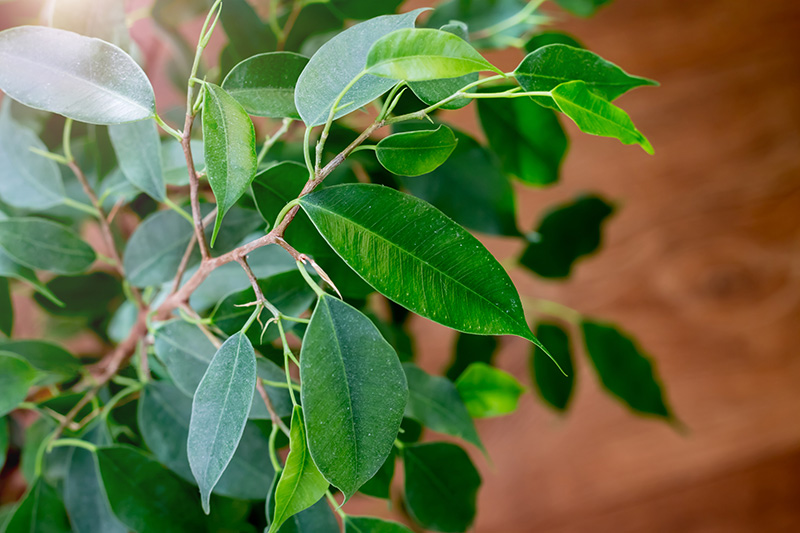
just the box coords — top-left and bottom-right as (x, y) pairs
(0, 0), (674, 531)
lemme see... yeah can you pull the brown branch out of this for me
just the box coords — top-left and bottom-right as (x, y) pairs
(171, 209), (217, 293)
(256, 380), (290, 435)
(182, 111), (211, 260)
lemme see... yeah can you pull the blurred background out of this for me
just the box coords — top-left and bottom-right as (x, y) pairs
(1, 0), (799, 531)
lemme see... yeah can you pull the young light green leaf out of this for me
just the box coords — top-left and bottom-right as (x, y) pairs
(455, 362), (524, 418)
(403, 363), (483, 450)
(108, 120), (165, 201)
(532, 323), (575, 412)
(0, 103), (64, 209)
(551, 80), (654, 154)
(266, 477), (340, 533)
(202, 82), (258, 246)
(96, 445), (206, 533)
(376, 125), (457, 176)
(554, 0), (613, 17)
(345, 516), (414, 533)
(300, 294), (407, 500)
(269, 407), (330, 533)
(446, 333), (498, 381)
(0, 278), (11, 337)
(515, 44), (656, 102)
(0, 352), (36, 416)
(222, 52), (309, 118)
(403, 442), (481, 533)
(123, 209), (193, 288)
(295, 9), (427, 126)
(0, 26), (155, 124)
(520, 195), (614, 278)
(582, 320), (672, 419)
(188, 331), (257, 513)
(298, 184), (535, 341)
(0, 340), (81, 385)
(0, 218), (96, 275)
(366, 28), (501, 81)
(4, 478), (72, 533)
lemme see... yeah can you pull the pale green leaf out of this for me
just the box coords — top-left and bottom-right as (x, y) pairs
(0, 218), (96, 275)
(222, 52), (309, 118)
(108, 119), (165, 201)
(455, 362), (524, 418)
(376, 125), (457, 176)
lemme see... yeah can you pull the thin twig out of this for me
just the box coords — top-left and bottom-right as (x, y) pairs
(182, 111), (211, 260)
(256, 380), (290, 435)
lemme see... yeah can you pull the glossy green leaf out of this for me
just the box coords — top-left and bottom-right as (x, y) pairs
(123, 209), (193, 287)
(0, 352), (37, 416)
(358, 448), (395, 499)
(551, 81), (654, 154)
(0, 26), (155, 124)
(4, 478), (71, 533)
(299, 184), (535, 340)
(222, 52), (308, 118)
(0, 417), (7, 472)
(97, 445), (206, 532)
(403, 363), (483, 450)
(34, 272), (120, 318)
(0, 278), (11, 337)
(477, 87), (567, 186)
(0, 218), (95, 275)
(345, 516), (414, 533)
(397, 127), (519, 236)
(300, 294), (407, 499)
(0, 103), (64, 209)
(202, 82), (258, 246)
(554, 0), (613, 17)
(295, 9), (426, 126)
(188, 331), (257, 513)
(403, 442), (481, 533)
(266, 479), (340, 533)
(138, 381), (276, 499)
(532, 323), (575, 411)
(455, 362), (524, 418)
(520, 195), (614, 278)
(0, 340), (81, 385)
(446, 333), (498, 381)
(524, 31), (584, 53)
(376, 125), (457, 176)
(366, 28), (501, 81)
(270, 407), (330, 533)
(515, 44), (656, 102)
(582, 320), (672, 419)
(108, 119), (165, 201)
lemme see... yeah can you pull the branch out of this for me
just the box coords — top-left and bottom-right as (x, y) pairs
(256, 380), (290, 435)
(182, 111), (211, 260)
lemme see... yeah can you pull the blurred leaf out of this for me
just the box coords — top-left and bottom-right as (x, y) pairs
(329, 0), (404, 20)
(358, 448), (395, 500)
(0, 417), (7, 472)
(0, 352), (37, 416)
(0, 340), (80, 385)
(219, 0), (276, 67)
(34, 272), (121, 318)
(532, 323), (575, 411)
(524, 31), (584, 53)
(4, 479), (71, 533)
(455, 362), (524, 418)
(445, 333), (498, 381)
(0, 278), (10, 337)
(162, 138), (204, 186)
(123, 209), (193, 288)
(0, 241), (60, 305)
(0, 218), (95, 275)
(376, 125), (457, 176)
(427, 0), (535, 50)
(553, 0), (614, 17)
(108, 120), (166, 201)
(223, 52), (308, 119)
(51, 0), (131, 50)
(282, 4), (344, 54)
(345, 516), (414, 533)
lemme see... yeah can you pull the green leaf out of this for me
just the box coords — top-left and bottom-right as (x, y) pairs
(532, 323), (575, 412)
(108, 119), (166, 201)
(358, 449), (395, 499)
(300, 294), (407, 499)
(299, 184), (534, 339)
(520, 195), (614, 278)
(162, 138), (204, 186)
(524, 31), (584, 53)
(0, 247), (60, 306)
(582, 320), (672, 419)
(0, 352), (37, 416)
(97, 445), (206, 533)
(0, 218), (95, 275)
(427, 0), (532, 50)
(0, 340), (80, 385)
(329, 0), (402, 19)
(0, 26), (155, 124)
(551, 81), (654, 154)
(403, 442), (481, 533)
(219, 0), (276, 66)
(366, 28), (501, 81)
(445, 333), (498, 381)
(138, 381), (277, 499)
(0, 103), (64, 209)
(0, 278), (11, 337)
(222, 52), (309, 119)
(266, 477), (340, 533)
(455, 362), (524, 418)
(403, 363), (483, 450)
(553, 0), (613, 17)
(0, 417), (6, 472)
(515, 44), (657, 102)
(477, 86), (567, 186)
(345, 516), (414, 533)
(202, 82), (258, 246)
(376, 125), (457, 176)
(34, 272), (121, 318)
(270, 407), (330, 533)
(397, 126), (519, 236)
(295, 9), (427, 126)
(188, 331), (257, 513)
(4, 478), (71, 533)
(123, 209), (193, 288)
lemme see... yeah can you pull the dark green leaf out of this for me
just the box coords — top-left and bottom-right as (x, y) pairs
(329, 0), (403, 20)
(358, 448), (395, 500)
(477, 87), (567, 186)
(108, 120), (166, 201)
(222, 52), (309, 119)
(281, 3), (344, 55)
(427, 0), (532, 50)
(294, 9), (426, 126)
(33, 272), (121, 318)
(0, 352), (37, 416)
(403, 363), (483, 450)
(520, 195), (614, 278)
(403, 442), (481, 533)
(300, 294), (407, 499)
(532, 323), (574, 411)
(524, 31), (584, 53)
(219, 0), (276, 65)
(269, 407), (329, 533)
(582, 320), (672, 419)
(0, 417), (7, 471)
(0, 340), (80, 385)
(0, 26), (155, 124)
(123, 209), (193, 287)
(551, 80), (654, 154)
(455, 362), (524, 418)
(202, 82), (258, 246)
(0, 278), (11, 337)
(554, 0), (613, 17)
(97, 445), (206, 532)
(445, 333), (498, 381)
(4, 479), (71, 533)
(0, 218), (95, 275)
(345, 516), (414, 533)
(188, 331), (257, 513)
(376, 125), (457, 176)
(299, 184), (535, 340)
(0, 242), (60, 306)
